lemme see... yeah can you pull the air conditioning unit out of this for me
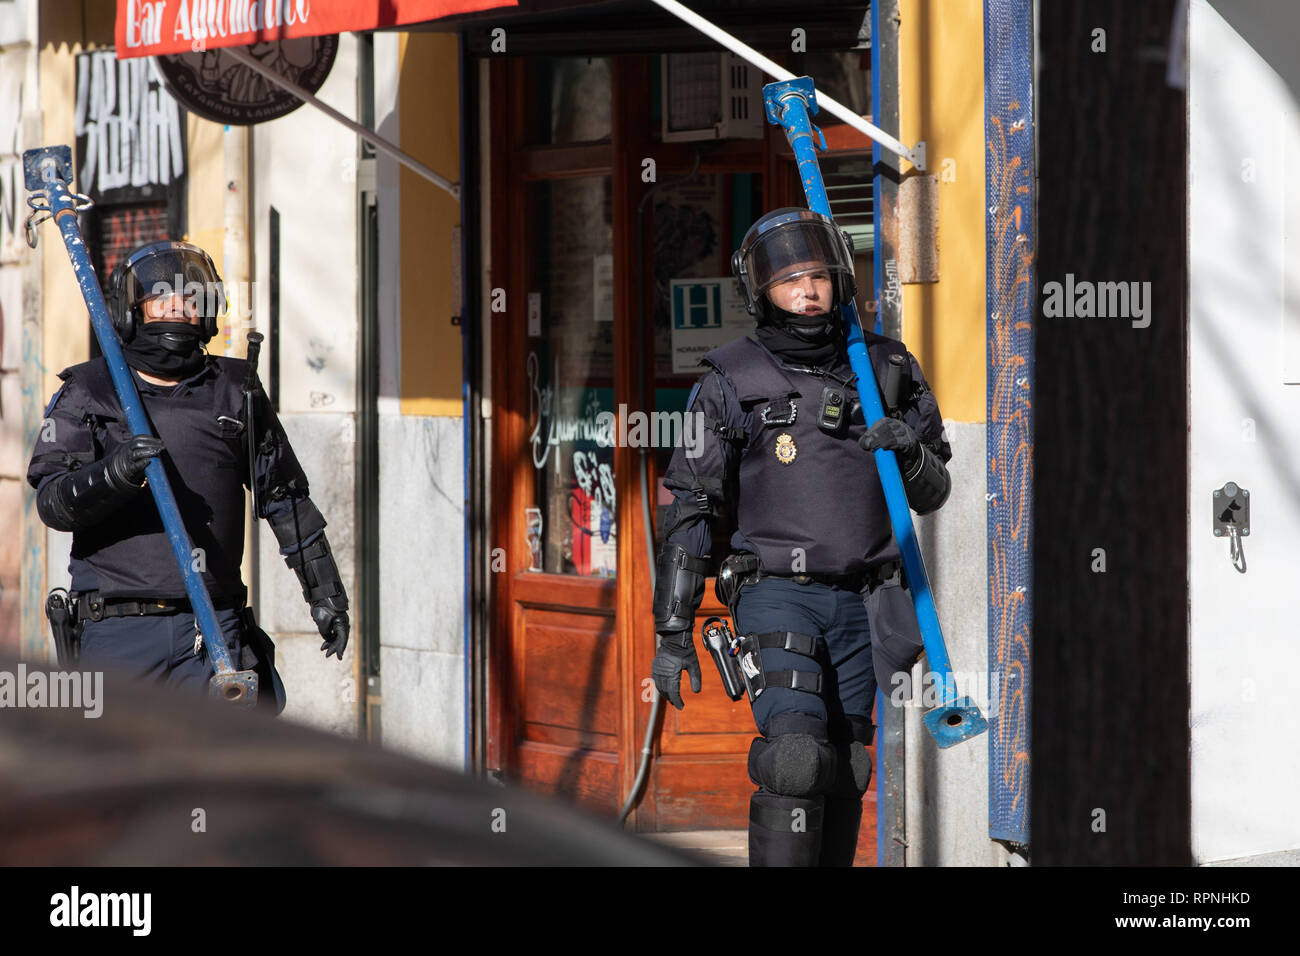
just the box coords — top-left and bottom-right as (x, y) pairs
(661, 52), (763, 142)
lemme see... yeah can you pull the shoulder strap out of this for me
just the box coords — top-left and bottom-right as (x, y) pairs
(211, 356), (251, 418)
(57, 359), (120, 419)
(700, 335), (800, 402)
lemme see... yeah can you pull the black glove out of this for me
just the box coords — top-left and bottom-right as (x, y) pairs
(860, 417), (919, 467)
(36, 434), (165, 532)
(282, 533), (351, 661)
(106, 435), (166, 489)
(652, 630), (701, 710)
(312, 601), (350, 660)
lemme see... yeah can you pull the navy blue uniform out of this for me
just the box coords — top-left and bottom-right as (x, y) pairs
(27, 355), (317, 695)
(660, 331), (951, 865)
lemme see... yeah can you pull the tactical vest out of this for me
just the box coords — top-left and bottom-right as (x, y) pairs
(701, 334), (908, 577)
(58, 357), (252, 601)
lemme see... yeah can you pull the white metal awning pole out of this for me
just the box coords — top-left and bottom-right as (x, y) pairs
(220, 46), (460, 200)
(648, 0), (924, 170)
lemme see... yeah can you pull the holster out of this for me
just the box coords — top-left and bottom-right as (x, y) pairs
(238, 606), (287, 716)
(45, 588), (83, 669)
(715, 551), (761, 619)
(701, 617), (746, 702)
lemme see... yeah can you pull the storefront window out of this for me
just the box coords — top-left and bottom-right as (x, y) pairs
(529, 56), (613, 145)
(526, 174), (617, 576)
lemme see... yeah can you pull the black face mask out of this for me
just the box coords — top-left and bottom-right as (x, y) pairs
(756, 301), (844, 367)
(122, 321), (208, 378)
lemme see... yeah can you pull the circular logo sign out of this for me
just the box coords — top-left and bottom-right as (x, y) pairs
(154, 36), (338, 126)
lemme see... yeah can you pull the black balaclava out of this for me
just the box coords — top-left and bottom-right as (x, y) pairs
(122, 320), (208, 379)
(754, 298), (845, 368)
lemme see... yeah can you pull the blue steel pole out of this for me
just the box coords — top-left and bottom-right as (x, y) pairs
(25, 146), (256, 706)
(762, 82), (985, 747)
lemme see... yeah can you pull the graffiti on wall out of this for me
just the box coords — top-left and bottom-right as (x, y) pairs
(526, 350), (616, 577)
(74, 50), (186, 201)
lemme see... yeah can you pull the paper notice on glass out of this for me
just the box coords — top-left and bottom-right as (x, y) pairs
(670, 278), (752, 373)
(588, 499), (616, 577)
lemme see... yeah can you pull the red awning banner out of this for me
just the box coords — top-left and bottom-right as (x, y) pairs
(116, 0), (519, 58)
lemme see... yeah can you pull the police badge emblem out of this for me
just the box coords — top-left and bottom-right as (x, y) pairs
(774, 433), (797, 464)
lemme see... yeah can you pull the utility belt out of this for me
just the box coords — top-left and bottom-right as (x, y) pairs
(44, 587), (285, 716)
(715, 552), (903, 611)
(781, 560), (903, 593)
(74, 588), (247, 622)
(43, 587), (247, 667)
(704, 554), (905, 704)
(863, 559), (904, 593)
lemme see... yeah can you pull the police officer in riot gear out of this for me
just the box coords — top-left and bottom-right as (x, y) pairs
(28, 240), (349, 704)
(651, 208), (952, 866)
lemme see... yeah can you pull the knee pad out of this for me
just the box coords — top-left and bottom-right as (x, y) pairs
(747, 712), (837, 797)
(829, 715), (875, 795)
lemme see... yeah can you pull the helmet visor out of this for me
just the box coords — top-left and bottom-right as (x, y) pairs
(122, 248), (225, 321)
(743, 219), (851, 299)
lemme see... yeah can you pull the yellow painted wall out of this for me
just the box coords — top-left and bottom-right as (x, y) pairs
(898, 0), (987, 424)
(398, 32), (463, 417)
(185, 113), (229, 356)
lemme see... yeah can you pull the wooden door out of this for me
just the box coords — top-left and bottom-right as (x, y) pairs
(487, 55), (627, 815)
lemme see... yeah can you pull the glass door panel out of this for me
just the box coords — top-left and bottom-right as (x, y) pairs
(525, 174), (618, 577)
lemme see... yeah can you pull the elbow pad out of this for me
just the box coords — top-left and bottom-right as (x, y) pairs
(267, 496), (328, 553)
(902, 444), (952, 516)
(36, 459), (142, 533)
(653, 542), (709, 634)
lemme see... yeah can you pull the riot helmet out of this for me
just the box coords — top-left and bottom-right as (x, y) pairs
(107, 240), (225, 345)
(731, 207), (855, 334)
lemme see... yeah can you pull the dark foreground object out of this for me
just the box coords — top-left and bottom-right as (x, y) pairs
(0, 657), (692, 866)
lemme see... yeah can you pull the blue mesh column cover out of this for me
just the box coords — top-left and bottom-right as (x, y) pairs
(984, 0), (1034, 846)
